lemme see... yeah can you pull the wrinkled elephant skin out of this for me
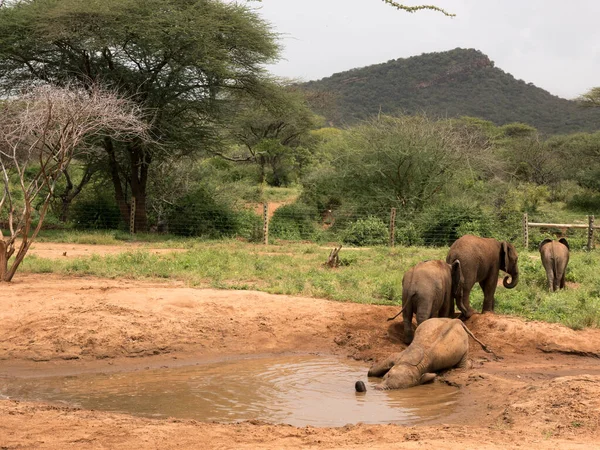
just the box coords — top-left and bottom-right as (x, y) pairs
(364, 318), (469, 391)
(399, 259), (463, 345)
(539, 238), (570, 292)
(446, 235), (519, 318)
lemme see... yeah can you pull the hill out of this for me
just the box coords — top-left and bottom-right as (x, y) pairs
(301, 48), (600, 135)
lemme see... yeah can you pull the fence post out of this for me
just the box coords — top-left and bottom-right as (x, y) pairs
(263, 202), (269, 245)
(523, 213), (528, 250)
(587, 215), (595, 251)
(129, 197), (136, 234)
(389, 207), (397, 247)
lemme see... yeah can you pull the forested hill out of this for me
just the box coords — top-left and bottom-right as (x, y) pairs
(301, 48), (600, 135)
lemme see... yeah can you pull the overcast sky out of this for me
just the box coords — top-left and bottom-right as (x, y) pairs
(253, 0), (600, 100)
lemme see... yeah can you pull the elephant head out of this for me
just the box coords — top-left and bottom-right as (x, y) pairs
(500, 241), (519, 289)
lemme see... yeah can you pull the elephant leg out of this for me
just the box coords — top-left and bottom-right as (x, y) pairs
(545, 267), (555, 292)
(439, 292), (452, 319)
(557, 266), (566, 290)
(402, 297), (415, 345)
(416, 299), (433, 325)
(480, 276), (498, 313)
(368, 352), (401, 377)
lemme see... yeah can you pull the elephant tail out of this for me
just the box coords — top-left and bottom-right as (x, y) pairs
(459, 321), (501, 360)
(386, 293), (414, 321)
(387, 271), (416, 321)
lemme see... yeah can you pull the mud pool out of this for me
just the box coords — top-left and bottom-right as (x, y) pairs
(0, 355), (459, 427)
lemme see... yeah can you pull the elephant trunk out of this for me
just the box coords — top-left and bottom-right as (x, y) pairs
(503, 270), (519, 289)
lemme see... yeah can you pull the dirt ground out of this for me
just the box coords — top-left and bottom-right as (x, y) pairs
(1, 245), (600, 449)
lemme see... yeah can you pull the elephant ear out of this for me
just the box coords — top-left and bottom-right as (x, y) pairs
(558, 238), (570, 250)
(539, 238), (553, 252)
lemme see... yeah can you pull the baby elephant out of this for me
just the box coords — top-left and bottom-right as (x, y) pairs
(390, 260), (463, 345)
(357, 318), (493, 391)
(539, 238), (570, 292)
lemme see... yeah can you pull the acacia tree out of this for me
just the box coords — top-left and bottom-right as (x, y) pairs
(218, 83), (320, 185)
(0, 0), (279, 231)
(578, 87), (600, 108)
(304, 115), (473, 214)
(0, 85), (147, 281)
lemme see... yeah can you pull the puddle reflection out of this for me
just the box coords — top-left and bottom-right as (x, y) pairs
(0, 355), (458, 427)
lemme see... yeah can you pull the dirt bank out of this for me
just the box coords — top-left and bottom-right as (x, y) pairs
(1, 273), (600, 449)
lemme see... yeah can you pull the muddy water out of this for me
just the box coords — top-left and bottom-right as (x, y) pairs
(0, 355), (458, 427)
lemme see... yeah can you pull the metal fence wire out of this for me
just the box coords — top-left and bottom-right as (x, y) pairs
(32, 200), (598, 250)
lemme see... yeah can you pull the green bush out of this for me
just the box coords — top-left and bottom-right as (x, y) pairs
(342, 216), (389, 247)
(71, 194), (122, 230)
(567, 191), (600, 212)
(168, 188), (238, 238)
(235, 209), (263, 242)
(269, 202), (319, 241)
(420, 203), (495, 246)
(394, 221), (424, 246)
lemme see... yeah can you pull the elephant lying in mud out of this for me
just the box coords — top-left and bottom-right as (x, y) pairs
(387, 260), (464, 345)
(355, 318), (494, 392)
(446, 235), (519, 318)
(539, 238), (570, 292)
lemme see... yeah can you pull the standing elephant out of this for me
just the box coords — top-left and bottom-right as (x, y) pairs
(539, 238), (570, 292)
(394, 260), (464, 344)
(446, 235), (519, 318)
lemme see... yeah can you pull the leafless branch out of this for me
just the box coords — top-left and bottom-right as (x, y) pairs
(0, 84), (149, 281)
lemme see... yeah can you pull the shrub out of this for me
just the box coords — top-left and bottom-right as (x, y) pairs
(167, 188), (238, 237)
(394, 221), (424, 246)
(71, 194), (122, 230)
(235, 209), (263, 242)
(269, 202), (319, 241)
(342, 216), (389, 247)
(567, 191), (600, 212)
(419, 203), (495, 246)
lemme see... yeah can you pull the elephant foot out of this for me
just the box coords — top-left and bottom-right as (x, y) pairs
(355, 381), (367, 393)
(481, 309), (495, 315)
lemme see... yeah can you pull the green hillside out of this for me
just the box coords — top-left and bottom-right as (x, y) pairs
(302, 48), (600, 135)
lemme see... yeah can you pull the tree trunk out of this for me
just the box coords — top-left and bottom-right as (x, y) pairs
(129, 142), (150, 232)
(103, 138), (151, 232)
(104, 137), (131, 225)
(0, 240), (8, 282)
(58, 164), (96, 222)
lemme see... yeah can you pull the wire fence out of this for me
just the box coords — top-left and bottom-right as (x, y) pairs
(26, 199), (598, 250)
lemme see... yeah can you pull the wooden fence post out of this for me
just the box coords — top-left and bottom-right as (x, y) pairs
(587, 215), (595, 251)
(389, 207), (397, 247)
(129, 197), (136, 234)
(523, 213), (528, 250)
(263, 202), (269, 245)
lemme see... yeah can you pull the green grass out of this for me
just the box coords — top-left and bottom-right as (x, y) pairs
(17, 234), (600, 329)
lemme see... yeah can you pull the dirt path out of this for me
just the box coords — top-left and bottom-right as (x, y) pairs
(1, 273), (600, 449)
(27, 241), (187, 260)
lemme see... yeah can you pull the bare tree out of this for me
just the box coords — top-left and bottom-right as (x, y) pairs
(0, 85), (148, 281)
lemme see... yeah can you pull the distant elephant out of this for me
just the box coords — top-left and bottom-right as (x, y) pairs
(446, 235), (519, 318)
(357, 318), (494, 391)
(539, 238), (570, 292)
(391, 259), (464, 345)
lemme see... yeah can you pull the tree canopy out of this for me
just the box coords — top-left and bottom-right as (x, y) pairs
(0, 0), (280, 230)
